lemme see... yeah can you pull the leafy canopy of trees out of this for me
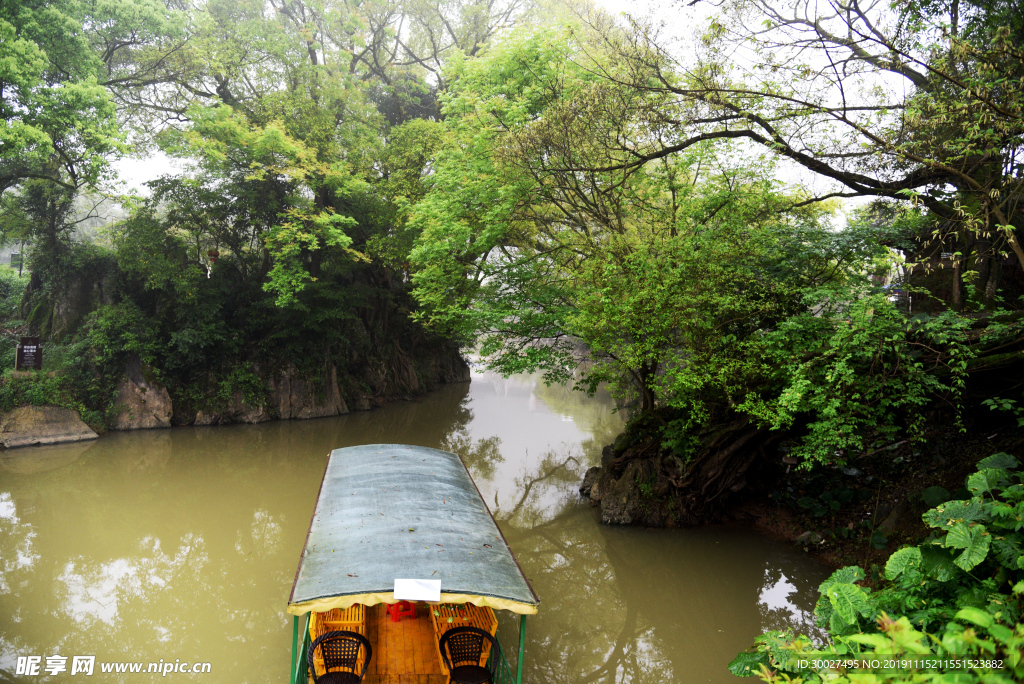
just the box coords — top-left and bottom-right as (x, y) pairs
(0, 0), (1019, 492)
(408, 10), (1016, 470)
(0, 0), (535, 421)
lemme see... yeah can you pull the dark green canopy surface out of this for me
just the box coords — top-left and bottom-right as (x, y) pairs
(287, 444), (538, 615)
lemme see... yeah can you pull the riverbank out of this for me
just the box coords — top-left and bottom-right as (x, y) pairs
(0, 350), (471, 448)
(743, 419), (1024, 573)
(581, 412), (1024, 573)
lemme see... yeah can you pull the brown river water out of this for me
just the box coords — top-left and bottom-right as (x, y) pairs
(0, 371), (827, 683)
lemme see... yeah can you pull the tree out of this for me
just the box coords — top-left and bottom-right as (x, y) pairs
(0, 1), (122, 193)
(412, 22), (853, 405)
(408, 12), (1000, 520)
(553, 0), (1024, 308)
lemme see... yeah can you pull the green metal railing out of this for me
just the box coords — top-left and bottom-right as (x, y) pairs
(487, 634), (517, 684)
(290, 614), (310, 684)
(489, 614), (527, 684)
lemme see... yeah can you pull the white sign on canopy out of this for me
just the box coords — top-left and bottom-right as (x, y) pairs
(394, 579), (442, 602)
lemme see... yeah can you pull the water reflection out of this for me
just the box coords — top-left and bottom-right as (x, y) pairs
(0, 371), (826, 683)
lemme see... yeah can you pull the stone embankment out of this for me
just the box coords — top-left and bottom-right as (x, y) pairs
(0, 347), (471, 449)
(0, 405), (98, 449)
(191, 364), (349, 426)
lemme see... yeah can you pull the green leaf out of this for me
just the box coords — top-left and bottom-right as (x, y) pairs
(943, 522), (991, 570)
(846, 633), (891, 649)
(989, 624), (1013, 643)
(977, 453), (1019, 470)
(967, 468), (1008, 496)
(727, 650), (768, 677)
(921, 486), (950, 508)
(923, 499), (985, 528)
(827, 583), (873, 626)
(920, 545), (960, 581)
(818, 565), (865, 594)
(954, 607), (992, 628)
(885, 547), (922, 580)
(883, 616), (931, 654)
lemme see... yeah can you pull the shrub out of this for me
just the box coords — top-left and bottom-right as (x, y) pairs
(731, 454), (1024, 683)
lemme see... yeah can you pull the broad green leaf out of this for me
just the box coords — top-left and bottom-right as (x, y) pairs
(954, 607), (992, 628)
(921, 486), (950, 508)
(818, 565), (865, 594)
(816, 565), (865, 628)
(884, 547), (922, 580)
(727, 650), (768, 677)
(829, 610), (852, 633)
(967, 468), (1008, 496)
(989, 624), (1013, 643)
(920, 545), (960, 581)
(943, 522), (991, 570)
(923, 499), (984, 528)
(827, 583), (873, 626)
(976, 453), (1019, 470)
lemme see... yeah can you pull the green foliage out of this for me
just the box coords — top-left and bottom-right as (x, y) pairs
(983, 396), (1024, 428)
(155, 103), (367, 307)
(0, 266), (28, 321)
(749, 296), (975, 465)
(0, 372), (87, 417)
(794, 487), (856, 518)
(81, 302), (160, 373)
(731, 455), (1024, 683)
(0, 0), (123, 190)
(411, 20), (976, 468)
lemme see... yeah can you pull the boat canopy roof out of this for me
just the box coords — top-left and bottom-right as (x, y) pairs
(287, 444), (539, 616)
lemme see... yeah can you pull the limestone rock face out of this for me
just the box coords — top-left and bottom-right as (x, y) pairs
(579, 461), (645, 525)
(350, 393), (375, 411)
(193, 390), (273, 426)
(271, 364), (349, 420)
(599, 475), (638, 525)
(432, 347), (471, 385)
(110, 355), (172, 430)
(0, 405), (99, 449)
(579, 466), (602, 498)
(413, 345), (471, 392)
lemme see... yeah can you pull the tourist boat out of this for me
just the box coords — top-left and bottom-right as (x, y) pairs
(287, 444), (539, 684)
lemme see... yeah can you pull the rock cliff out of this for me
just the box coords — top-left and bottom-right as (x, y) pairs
(0, 406), (99, 448)
(110, 354), (173, 430)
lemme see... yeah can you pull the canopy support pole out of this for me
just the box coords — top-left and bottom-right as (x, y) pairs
(291, 615), (298, 683)
(516, 614), (526, 684)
